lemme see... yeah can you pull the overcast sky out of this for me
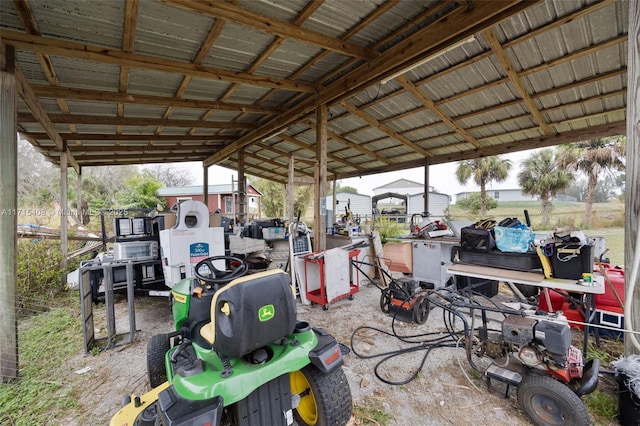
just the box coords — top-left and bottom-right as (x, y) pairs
(182, 149), (540, 198)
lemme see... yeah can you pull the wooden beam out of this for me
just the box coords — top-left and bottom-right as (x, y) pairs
(340, 100), (432, 157)
(204, 0), (534, 166)
(18, 113), (255, 129)
(482, 28), (552, 135)
(624, 0), (639, 355)
(397, 76), (482, 148)
(0, 30), (316, 93)
(333, 120), (627, 178)
(0, 43), (18, 382)
(30, 84), (281, 114)
(162, 0), (375, 60)
(23, 132), (236, 142)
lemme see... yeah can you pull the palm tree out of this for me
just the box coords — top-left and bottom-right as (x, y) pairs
(517, 149), (573, 227)
(455, 156), (512, 216)
(556, 137), (625, 228)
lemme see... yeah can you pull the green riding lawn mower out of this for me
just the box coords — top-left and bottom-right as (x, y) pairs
(110, 256), (352, 426)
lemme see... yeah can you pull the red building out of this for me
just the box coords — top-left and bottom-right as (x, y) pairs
(157, 184), (263, 222)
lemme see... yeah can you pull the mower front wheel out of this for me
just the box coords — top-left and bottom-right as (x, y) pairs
(290, 364), (352, 426)
(147, 333), (170, 388)
(517, 374), (590, 426)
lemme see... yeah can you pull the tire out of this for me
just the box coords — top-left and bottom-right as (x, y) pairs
(517, 374), (590, 426)
(412, 296), (430, 324)
(147, 334), (170, 388)
(379, 289), (391, 314)
(290, 364), (352, 426)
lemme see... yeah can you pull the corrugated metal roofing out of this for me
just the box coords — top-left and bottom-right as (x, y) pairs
(0, 0), (629, 183)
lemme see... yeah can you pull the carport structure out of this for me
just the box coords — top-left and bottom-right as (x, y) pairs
(1, 0), (639, 378)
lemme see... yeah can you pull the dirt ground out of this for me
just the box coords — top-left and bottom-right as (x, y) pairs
(60, 278), (546, 425)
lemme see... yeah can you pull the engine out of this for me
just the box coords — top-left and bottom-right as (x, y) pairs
(479, 314), (584, 383)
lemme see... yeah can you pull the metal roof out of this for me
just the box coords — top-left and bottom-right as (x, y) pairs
(1, 0), (628, 184)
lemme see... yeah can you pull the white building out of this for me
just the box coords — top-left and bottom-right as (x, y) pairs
(324, 192), (372, 222)
(455, 188), (537, 203)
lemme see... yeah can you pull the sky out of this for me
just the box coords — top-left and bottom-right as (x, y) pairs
(179, 148), (541, 198)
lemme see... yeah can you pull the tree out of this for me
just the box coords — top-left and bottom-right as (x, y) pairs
(142, 164), (193, 187)
(250, 176), (314, 220)
(455, 156), (512, 216)
(335, 184), (358, 194)
(456, 192), (498, 215)
(116, 175), (164, 210)
(517, 149), (573, 227)
(556, 137), (625, 228)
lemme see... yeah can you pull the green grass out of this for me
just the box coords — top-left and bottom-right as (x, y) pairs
(353, 397), (393, 425)
(0, 293), (84, 425)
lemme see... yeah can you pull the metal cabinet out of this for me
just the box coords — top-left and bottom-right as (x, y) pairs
(411, 239), (457, 288)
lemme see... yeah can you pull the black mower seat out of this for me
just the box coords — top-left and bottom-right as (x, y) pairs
(200, 269), (297, 358)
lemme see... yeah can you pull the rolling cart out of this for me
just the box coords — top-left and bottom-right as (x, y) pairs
(303, 248), (360, 310)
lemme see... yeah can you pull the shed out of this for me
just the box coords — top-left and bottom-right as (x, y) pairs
(325, 193), (372, 223)
(407, 192), (451, 217)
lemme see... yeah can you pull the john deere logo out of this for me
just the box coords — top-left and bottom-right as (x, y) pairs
(258, 305), (275, 322)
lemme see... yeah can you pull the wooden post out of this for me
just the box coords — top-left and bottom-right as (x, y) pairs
(202, 165), (208, 208)
(288, 157), (295, 226)
(76, 166), (82, 221)
(625, 0), (640, 355)
(237, 149), (246, 224)
(60, 150), (68, 286)
(315, 102), (327, 251)
(424, 159), (430, 215)
(1, 44), (19, 382)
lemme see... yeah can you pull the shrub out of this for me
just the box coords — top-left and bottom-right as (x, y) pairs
(16, 239), (84, 315)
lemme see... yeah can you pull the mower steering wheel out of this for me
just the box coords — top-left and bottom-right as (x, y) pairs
(194, 255), (249, 285)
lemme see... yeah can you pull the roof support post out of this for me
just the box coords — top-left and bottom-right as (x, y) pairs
(424, 159), (430, 216)
(76, 166), (83, 223)
(625, 0), (640, 356)
(59, 149), (68, 286)
(202, 165), (208, 208)
(315, 101), (327, 252)
(237, 150), (246, 224)
(0, 43), (18, 382)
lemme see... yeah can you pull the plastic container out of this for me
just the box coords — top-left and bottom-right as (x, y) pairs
(594, 264), (625, 308)
(538, 288), (568, 312)
(452, 246), (541, 271)
(593, 306), (624, 340)
(561, 301), (584, 330)
(550, 244), (594, 280)
(262, 227), (286, 240)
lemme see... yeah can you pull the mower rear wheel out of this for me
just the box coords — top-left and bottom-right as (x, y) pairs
(147, 333), (170, 388)
(517, 374), (590, 426)
(290, 364), (352, 426)
(412, 295), (430, 324)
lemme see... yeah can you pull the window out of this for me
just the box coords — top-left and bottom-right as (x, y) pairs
(494, 191), (500, 200)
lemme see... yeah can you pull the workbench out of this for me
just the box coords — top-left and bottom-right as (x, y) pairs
(446, 263), (605, 354)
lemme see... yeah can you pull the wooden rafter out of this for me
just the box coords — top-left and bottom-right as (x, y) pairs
(340, 100), (432, 157)
(162, 0), (375, 60)
(397, 76), (482, 148)
(482, 28), (552, 135)
(30, 85), (281, 115)
(17, 113), (255, 129)
(22, 133), (237, 142)
(116, 0), (139, 139)
(0, 30), (316, 93)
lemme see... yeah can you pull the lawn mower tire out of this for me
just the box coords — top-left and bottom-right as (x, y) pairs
(147, 333), (170, 388)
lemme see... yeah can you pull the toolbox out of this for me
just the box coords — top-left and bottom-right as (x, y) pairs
(550, 244), (594, 280)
